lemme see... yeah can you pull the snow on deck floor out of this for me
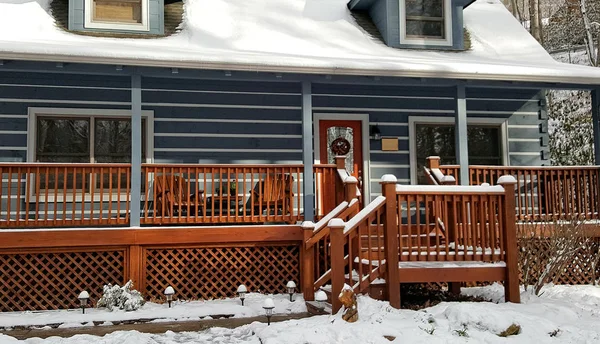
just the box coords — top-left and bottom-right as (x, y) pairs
(2, 284), (600, 343)
(0, 293), (305, 329)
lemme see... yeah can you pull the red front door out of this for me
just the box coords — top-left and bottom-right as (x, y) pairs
(318, 120), (364, 186)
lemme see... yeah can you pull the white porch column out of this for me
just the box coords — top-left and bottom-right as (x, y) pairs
(592, 88), (600, 164)
(455, 84), (469, 185)
(302, 81), (314, 221)
(130, 73), (142, 227)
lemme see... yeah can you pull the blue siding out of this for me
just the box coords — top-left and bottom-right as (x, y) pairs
(370, 0), (389, 44)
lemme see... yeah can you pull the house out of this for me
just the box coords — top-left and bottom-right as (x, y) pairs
(0, 0), (599, 313)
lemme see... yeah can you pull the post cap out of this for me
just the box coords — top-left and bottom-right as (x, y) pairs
(426, 156), (441, 160)
(481, 182), (490, 187)
(380, 174), (398, 183)
(328, 218), (345, 228)
(497, 175), (517, 185)
(301, 221), (315, 229)
(344, 176), (358, 184)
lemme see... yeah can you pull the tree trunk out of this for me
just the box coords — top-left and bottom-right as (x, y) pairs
(536, 0), (544, 44)
(510, 0), (521, 21)
(529, 0), (542, 42)
(580, 0), (598, 66)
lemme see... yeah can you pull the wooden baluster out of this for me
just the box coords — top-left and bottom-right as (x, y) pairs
(329, 218), (345, 313)
(498, 175), (519, 304)
(335, 156), (346, 204)
(381, 175), (400, 309)
(301, 221), (316, 302)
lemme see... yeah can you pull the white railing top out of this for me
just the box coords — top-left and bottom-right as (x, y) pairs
(395, 184), (505, 194)
(313, 201), (349, 233)
(343, 196), (386, 234)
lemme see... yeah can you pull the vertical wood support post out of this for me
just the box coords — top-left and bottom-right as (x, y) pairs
(127, 245), (143, 291)
(381, 174), (400, 309)
(335, 156), (346, 204)
(498, 175), (520, 304)
(592, 88), (600, 165)
(301, 221), (316, 301)
(130, 73), (142, 227)
(302, 81), (315, 222)
(329, 219), (346, 313)
(455, 84), (469, 186)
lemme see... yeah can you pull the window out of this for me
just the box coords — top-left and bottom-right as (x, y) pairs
(415, 124), (502, 184)
(32, 111), (150, 195)
(85, 0), (148, 31)
(400, 0), (452, 46)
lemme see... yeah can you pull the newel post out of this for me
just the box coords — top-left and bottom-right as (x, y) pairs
(344, 176), (358, 202)
(498, 175), (520, 304)
(335, 156), (346, 204)
(381, 174), (400, 309)
(426, 156), (440, 170)
(329, 218), (346, 313)
(301, 221), (316, 301)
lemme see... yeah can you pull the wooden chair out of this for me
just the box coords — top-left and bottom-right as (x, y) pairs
(154, 175), (203, 217)
(245, 174), (294, 219)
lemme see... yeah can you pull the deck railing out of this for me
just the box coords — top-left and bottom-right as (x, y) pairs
(0, 163), (131, 228)
(0, 162), (342, 228)
(427, 157), (600, 221)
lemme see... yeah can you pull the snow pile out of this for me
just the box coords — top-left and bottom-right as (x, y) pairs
(96, 281), (145, 312)
(3, 284), (600, 343)
(0, 293), (306, 328)
(0, 0), (599, 83)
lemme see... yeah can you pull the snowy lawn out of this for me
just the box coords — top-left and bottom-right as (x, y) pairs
(2, 284), (600, 343)
(0, 293), (306, 329)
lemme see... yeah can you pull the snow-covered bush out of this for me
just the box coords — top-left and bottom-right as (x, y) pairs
(97, 280), (145, 311)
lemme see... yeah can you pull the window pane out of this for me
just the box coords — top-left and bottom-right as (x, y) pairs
(326, 127), (354, 173)
(95, 118), (147, 163)
(415, 124), (501, 184)
(406, 0), (443, 17)
(93, 0), (142, 24)
(406, 20), (444, 38)
(36, 118), (90, 163)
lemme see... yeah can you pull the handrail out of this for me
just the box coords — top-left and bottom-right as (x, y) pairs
(343, 196), (386, 235)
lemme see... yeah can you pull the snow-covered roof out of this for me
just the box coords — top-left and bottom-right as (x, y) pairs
(1, 0), (599, 85)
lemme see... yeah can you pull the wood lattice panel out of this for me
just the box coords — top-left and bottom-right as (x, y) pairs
(518, 238), (600, 285)
(0, 250), (125, 311)
(144, 245), (300, 300)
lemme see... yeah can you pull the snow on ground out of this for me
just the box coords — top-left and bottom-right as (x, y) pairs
(0, 0), (600, 83)
(2, 284), (600, 343)
(0, 293), (305, 329)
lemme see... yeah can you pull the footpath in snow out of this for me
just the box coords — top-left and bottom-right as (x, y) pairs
(2, 284), (600, 343)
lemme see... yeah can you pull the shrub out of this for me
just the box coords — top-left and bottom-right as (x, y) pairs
(97, 280), (145, 311)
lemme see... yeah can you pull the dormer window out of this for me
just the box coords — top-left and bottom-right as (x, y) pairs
(84, 0), (149, 31)
(400, 0), (453, 46)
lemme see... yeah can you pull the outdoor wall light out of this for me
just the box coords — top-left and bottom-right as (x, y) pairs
(370, 124), (381, 140)
(78, 290), (89, 314)
(315, 289), (327, 309)
(286, 280), (296, 302)
(164, 286), (175, 308)
(262, 297), (275, 325)
(237, 284), (248, 306)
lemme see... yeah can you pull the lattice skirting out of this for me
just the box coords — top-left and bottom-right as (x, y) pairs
(518, 238), (600, 285)
(0, 249), (126, 312)
(144, 245), (301, 301)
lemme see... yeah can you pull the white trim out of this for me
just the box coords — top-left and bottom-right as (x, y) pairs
(0, 146), (27, 151)
(313, 113), (371, 202)
(507, 125), (540, 129)
(0, 83), (129, 91)
(509, 138), (540, 142)
(408, 116), (508, 185)
(144, 102), (300, 110)
(154, 133), (302, 138)
(144, 88), (300, 96)
(84, 0), (149, 32)
(314, 93), (454, 100)
(466, 98), (540, 103)
(156, 148), (301, 153)
(371, 150), (409, 154)
(509, 152), (541, 156)
(373, 122), (409, 127)
(467, 111), (540, 116)
(312, 107), (453, 113)
(0, 114), (28, 119)
(0, 98), (130, 106)
(399, 0), (453, 47)
(0, 130), (27, 135)
(370, 163), (410, 168)
(154, 118), (301, 124)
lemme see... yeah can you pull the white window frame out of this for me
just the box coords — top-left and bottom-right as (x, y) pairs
(27, 107), (154, 201)
(399, 0), (453, 47)
(84, 0), (150, 32)
(408, 116), (509, 184)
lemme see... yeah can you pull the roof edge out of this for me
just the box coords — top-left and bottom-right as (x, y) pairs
(0, 51), (597, 87)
